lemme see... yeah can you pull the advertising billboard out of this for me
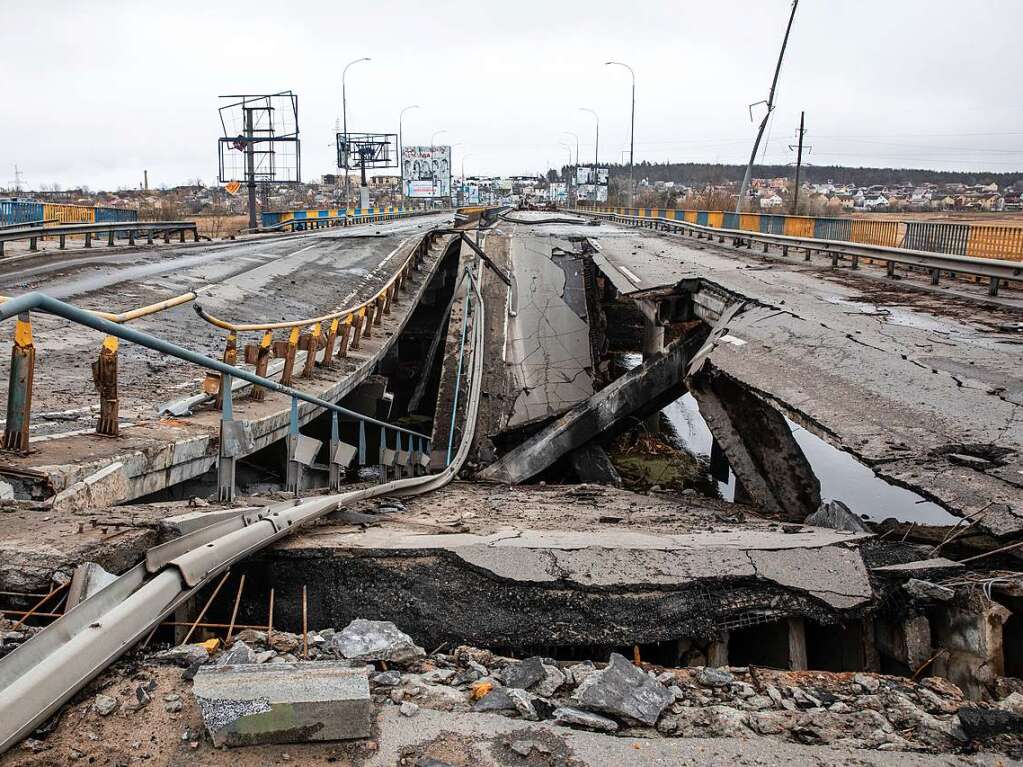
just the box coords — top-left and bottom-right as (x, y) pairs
(549, 182), (568, 204)
(402, 146), (451, 198)
(576, 166), (609, 202)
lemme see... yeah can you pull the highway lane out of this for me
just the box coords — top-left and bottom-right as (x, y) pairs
(0, 214), (451, 434)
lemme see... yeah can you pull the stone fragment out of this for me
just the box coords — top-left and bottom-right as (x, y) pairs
(507, 688), (543, 721)
(567, 661), (597, 688)
(332, 620), (424, 665)
(472, 688), (517, 713)
(997, 692), (1023, 716)
(853, 673), (880, 693)
(805, 499), (870, 533)
(904, 579), (955, 602)
(253, 650), (276, 664)
(958, 707), (1023, 740)
(503, 657), (545, 689)
(93, 694), (119, 716)
(572, 652), (672, 726)
(399, 702), (420, 717)
(232, 629), (267, 645)
(372, 670), (402, 687)
(534, 663), (566, 697)
(422, 669), (456, 685)
(218, 640), (256, 666)
(268, 633), (300, 654)
(553, 706), (619, 733)
(694, 667), (733, 688)
(192, 662), (371, 747)
(151, 643), (210, 667)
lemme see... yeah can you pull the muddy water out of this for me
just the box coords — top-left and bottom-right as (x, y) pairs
(622, 354), (957, 524)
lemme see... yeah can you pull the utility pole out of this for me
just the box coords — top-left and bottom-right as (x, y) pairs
(244, 108), (257, 231)
(736, 0), (799, 213)
(789, 111), (807, 215)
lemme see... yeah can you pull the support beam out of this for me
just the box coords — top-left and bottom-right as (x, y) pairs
(478, 338), (689, 484)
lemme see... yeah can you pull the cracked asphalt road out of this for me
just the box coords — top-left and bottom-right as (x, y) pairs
(0, 215), (450, 435)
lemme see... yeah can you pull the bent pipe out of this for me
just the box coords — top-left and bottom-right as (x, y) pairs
(0, 268), (486, 753)
(0, 292), (429, 441)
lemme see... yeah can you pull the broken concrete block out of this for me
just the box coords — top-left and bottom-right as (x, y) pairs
(553, 706), (619, 732)
(192, 662), (371, 747)
(805, 499), (870, 533)
(503, 656), (545, 689)
(51, 462), (129, 513)
(217, 640), (256, 666)
(572, 652), (673, 726)
(331, 619), (424, 665)
(93, 694), (119, 716)
(472, 688), (517, 713)
(904, 579), (955, 603)
(151, 643), (211, 668)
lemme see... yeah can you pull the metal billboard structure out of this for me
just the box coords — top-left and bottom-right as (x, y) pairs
(402, 146), (452, 199)
(217, 91), (301, 230)
(337, 132), (397, 210)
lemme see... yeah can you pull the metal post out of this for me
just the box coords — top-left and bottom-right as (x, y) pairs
(3, 313), (35, 452)
(286, 397), (300, 495)
(329, 411), (340, 491)
(218, 373), (236, 502)
(791, 110), (806, 215)
(216, 331), (237, 410)
(606, 62), (635, 208)
(379, 424), (387, 482)
(250, 330), (273, 401)
(358, 420), (367, 466)
(736, 0), (800, 213)
(244, 108), (257, 232)
(93, 336), (119, 436)
(280, 327), (299, 386)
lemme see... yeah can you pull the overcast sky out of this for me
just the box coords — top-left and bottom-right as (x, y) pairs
(3, 0), (1021, 190)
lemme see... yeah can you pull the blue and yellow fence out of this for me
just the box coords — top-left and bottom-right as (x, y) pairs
(595, 206), (1023, 263)
(0, 200), (137, 228)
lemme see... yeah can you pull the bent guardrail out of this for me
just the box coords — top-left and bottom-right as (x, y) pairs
(0, 264), (487, 754)
(0, 220), (201, 256)
(573, 209), (1023, 297)
(0, 291), (432, 500)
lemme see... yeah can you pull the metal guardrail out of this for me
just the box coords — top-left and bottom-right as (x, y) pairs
(575, 209), (1023, 297)
(0, 219), (57, 231)
(258, 208), (449, 234)
(0, 291), (433, 500)
(0, 220), (201, 256)
(190, 229), (449, 417)
(0, 263), (488, 754)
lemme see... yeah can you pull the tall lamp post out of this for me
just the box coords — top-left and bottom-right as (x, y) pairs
(561, 131), (579, 167)
(341, 56), (371, 208)
(398, 104), (420, 206)
(579, 108), (599, 206)
(605, 61), (635, 208)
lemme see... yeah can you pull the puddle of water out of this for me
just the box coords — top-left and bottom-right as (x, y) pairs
(621, 353), (957, 525)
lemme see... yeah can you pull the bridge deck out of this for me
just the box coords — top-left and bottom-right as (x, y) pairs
(0, 218), (454, 502)
(560, 214), (1023, 537)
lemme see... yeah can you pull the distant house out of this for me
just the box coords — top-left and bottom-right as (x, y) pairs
(863, 195), (889, 210)
(760, 193), (784, 209)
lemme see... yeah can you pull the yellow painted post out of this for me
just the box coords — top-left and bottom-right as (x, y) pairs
(93, 335), (119, 436)
(3, 313), (35, 452)
(250, 330), (273, 401)
(280, 327), (300, 386)
(302, 323), (322, 377)
(215, 331), (238, 410)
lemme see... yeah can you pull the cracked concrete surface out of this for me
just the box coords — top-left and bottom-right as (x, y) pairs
(574, 217), (1023, 537)
(502, 217), (595, 429)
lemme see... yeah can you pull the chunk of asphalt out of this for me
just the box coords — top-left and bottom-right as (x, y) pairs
(503, 656), (546, 689)
(571, 652), (673, 726)
(331, 619), (425, 665)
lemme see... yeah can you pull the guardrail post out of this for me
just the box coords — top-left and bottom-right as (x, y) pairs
(381, 287), (393, 316)
(179, 229), (186, 243)
(250, 330), (273, 401)
(831, 252), (839, 269)
(302, 323), (321, 377)
(92, 336), (119, 436)
(280, 327), (300, 386)
(107, 230), (115, 247)
(215, 331), (238, 410)
(218, 373), (236, 502)
(378, 425), (388, 482)
(29, 236), (38, 252)
(363, 304), (376, 339)
(322, 318), (340, 369)
(329, 412), (340, 491)
(350, 311), (365, 351)
(930, 269), (940, 286)
(85, 232), (92, 249)
(146, 230), (154, 245)
(886, 261), (896, 278)
(286, 398), (300, 495)
(3, 312), (35, 453)
(374, 295), (386, 325)
(850, 254), (860, 270)
(192, 226), (200, 242)
(163, 230), (170, 244)
(128, 229), (136, 246)
(989, 277), (1001, 297)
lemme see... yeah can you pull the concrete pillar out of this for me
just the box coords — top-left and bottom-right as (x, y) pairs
(688, 366), (821, 521)
(642, 316), (665, 434)
(787, 618), (808, 671)
(932, 596), (1010, 700)
(708, 633), (729, 667)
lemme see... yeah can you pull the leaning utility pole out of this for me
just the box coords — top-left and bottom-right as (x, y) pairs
(790, 111), (806, 214)
(736, 0), (799, 213)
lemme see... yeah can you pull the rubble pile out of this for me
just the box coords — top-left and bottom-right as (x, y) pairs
(150, 619), (1023, 758)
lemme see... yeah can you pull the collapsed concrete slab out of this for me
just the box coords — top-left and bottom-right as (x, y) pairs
(478, 338), (688, 484)
(192, 661), (371, 747)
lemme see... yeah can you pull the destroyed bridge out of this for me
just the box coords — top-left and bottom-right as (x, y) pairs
(0, 204), (1022, 763)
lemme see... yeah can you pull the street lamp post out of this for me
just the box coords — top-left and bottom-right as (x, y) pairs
(579, 108), (599, 206)
(341, 56), (371, 209)
(398, 104), (420, 205)
(561, 131), (579, 167)
(430, 129), (448, 146)
(605, 60), (635, 208)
